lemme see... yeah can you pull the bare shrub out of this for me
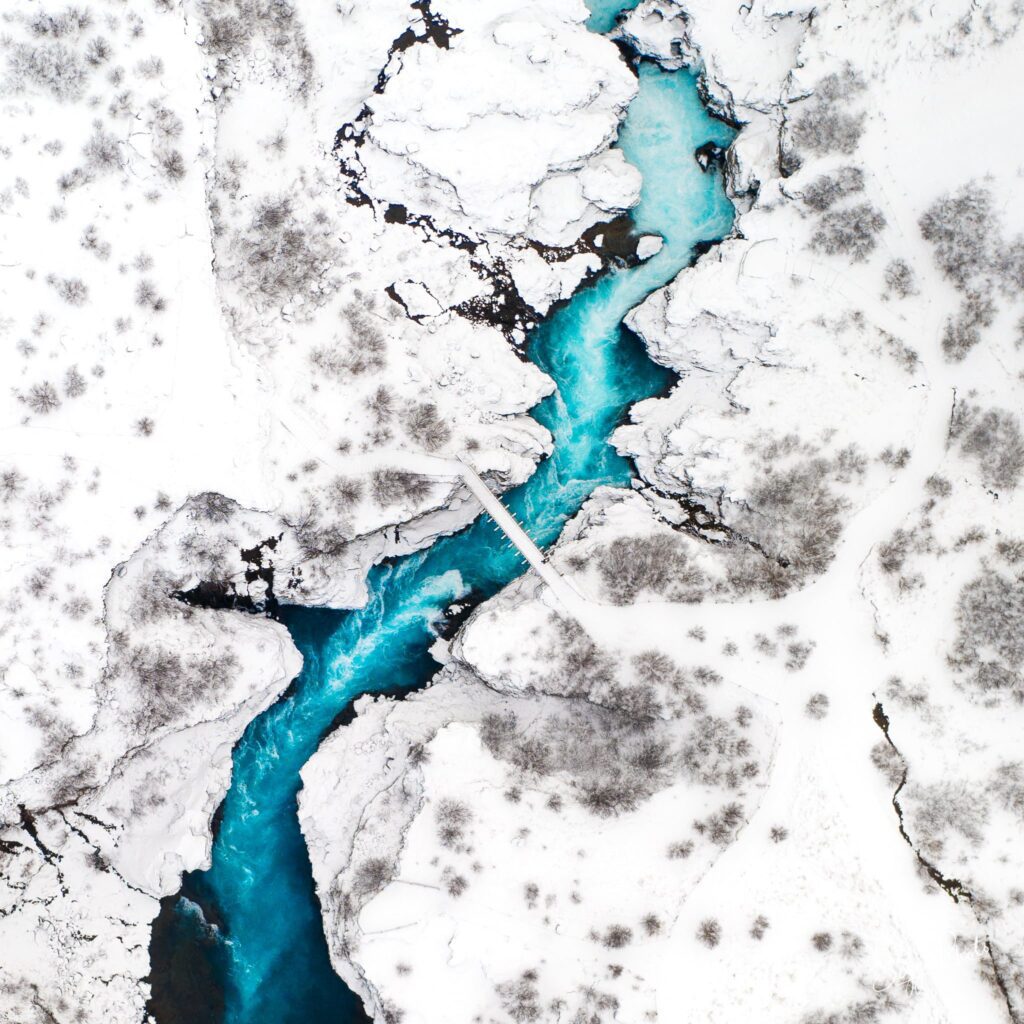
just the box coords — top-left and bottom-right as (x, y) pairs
(84, 36), (111, 66)
(51, 276), (88, 305)
(733, 456), (850, 588)
(83, 126), (123, 172)
(496, 970), (541, 1024)
(884, 258), (917, 298)
(403, 402), (451, 452)
(160, 148), (186, 181)
(668, 839), (694, 859)
(596, 534), (706, 604)
(190, 491), (237, 522)
(800, 975), (912, 1023)
(906, 782), (988, 857)
(919, 182), (993, 289)
(784, 641), (814, 671)
(30, 7), (93, 38)
(234, 195), (338, 305)
(692, 801), (746, 846)
(642, 914), (662, 936)
(126, 644), (239, 728)
(792, 106), (864, 156)
(311, 303), (387, 380)
(435, 798), (471, 848)
(941, 288), (996, 360)
(750, 915), (770, 939)
(381, 1002), (404, 1024)
(815, 64), (866, 102)
(601, 925), (632, 949)
(370, 469), (432, 507)
(352, 857), (392, 896)
(992, 762), (1024, 820)
(80, 223), (111, 260)
(135, 278), (167, 312)
(324, 475), (362, 511)
(484, 704), (677, 819)
(805, 693), (830, 719)
(480, 711), (518, 758)
(870, 741), (905, 787)
(4, 41), (89, 101)
(996, 235), (1024, 295)
(949, 569), (1024, 698)
(953, 405), (1024, 490)
(24, 381), (62, 415)
(365, 385), (395, 423)
(810, 203), (886, 262)
(812, 931), (833, 951)
(1, 469), (26, 502)
(442, 868), (467, 898)
(696, 919), (721, 948)
(801, 166), (864, 212)
(63, 366), (87, 397)
(680, 715), (755, 788)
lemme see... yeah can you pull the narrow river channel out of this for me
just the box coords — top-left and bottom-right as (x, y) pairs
(149, 12), (736, 1021)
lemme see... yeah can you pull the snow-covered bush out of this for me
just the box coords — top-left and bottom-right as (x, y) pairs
(940, 288), (996, 360)
(951, 403), (1024, 491)
(370, 468), (432, 507)
(809, 203), (886, 262)
(594, 534), (707, 604)
(884, 258), (917, 298)
(919, 182), (994, 289)
(800, 166), (865, 212)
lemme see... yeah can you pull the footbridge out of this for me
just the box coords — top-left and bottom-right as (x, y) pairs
(455, 459), (583, 612)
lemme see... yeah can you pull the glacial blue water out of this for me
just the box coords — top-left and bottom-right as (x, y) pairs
(585, 0), (641, 34)
(151, 57), (735, 1024)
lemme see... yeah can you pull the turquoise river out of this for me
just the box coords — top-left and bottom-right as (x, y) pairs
(149, 11), (736, 1022)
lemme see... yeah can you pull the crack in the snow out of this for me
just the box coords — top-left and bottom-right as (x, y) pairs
(872, 701), (1019, 1022)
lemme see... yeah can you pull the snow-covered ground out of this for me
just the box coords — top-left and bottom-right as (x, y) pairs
(3, 0), (1024, 1020)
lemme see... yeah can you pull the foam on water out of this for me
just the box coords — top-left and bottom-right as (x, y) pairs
(150, 52), (735, 1024)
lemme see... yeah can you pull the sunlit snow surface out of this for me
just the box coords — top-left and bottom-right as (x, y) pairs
(155, 62), (735, 1024)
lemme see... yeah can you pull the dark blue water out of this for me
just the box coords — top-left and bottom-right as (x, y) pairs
(151, 59), (735, 1024)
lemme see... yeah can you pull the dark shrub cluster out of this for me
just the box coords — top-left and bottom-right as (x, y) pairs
(197, 0), (315, 95)
(731, 455), (851, 590)
(809, 202), (886, 262)
(941, 288), (996, 361)
(311, 302), (387, 380)
(696, 918), (721, 948)
(792, 106), (865, 156)
(870, 740), (905, 787)
(352, 856), (392, 896)
(919, 183), (995, 289)
(4, 39), (89, 101)
(951, 403), (1024, 491)
(948, 568), (1024, 700)
(884, 258), (917, 298)
(370, 468), (433, 508)
(124, 644), (239, 729)
(233, 195), (338, 305)
(680, 716), (757, 788)
(495, 970), (541, 1024)
(435, 798), (471, 848)
(801, 166), (864, 212)
(692, 801), (746, 846)
(595, 533), (707, 604)
(403, 401), (451, 452)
